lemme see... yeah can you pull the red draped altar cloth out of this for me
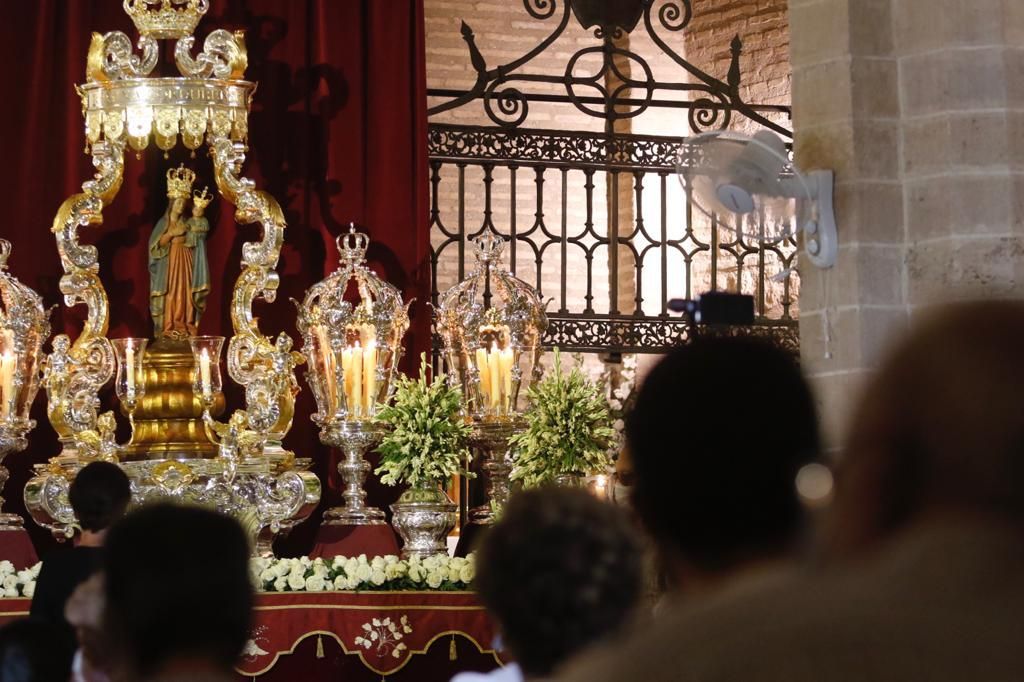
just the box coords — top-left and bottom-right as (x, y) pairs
(309, 525), (400, 560)
(0, 0), (430, 558)
(0, 593), (507, 680)
(0, 531), (37, 569)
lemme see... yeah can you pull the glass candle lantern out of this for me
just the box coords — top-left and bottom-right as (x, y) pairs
(189, 336), (225, 409)
(111, 338), (148, 408)
(0, 242), (48, 427)
(436, 229), (548, 422)
(0, 240), (50, 528)
(298, 226), (410, 434)
(111, 337), (148, 442)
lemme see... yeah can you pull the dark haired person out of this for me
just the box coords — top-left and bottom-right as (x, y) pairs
(30, 461), (131, 662)
(454, 487), (643, 682)
(0, 618), (75, 682)
(102, 503), (252, 682)
(558, 334), (822, 681)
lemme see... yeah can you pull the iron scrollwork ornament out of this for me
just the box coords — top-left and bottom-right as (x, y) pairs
(428, 0), (790, 138)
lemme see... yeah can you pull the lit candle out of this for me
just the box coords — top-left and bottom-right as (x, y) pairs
(199, 348), (212, 399)
(362, 340), (377, 410)
(350, 342), (363, 417)
(315, 326), (337, 414)
(487, 342), (501, 410)
(476, 347), (490, 405)
(359, 322), (376, 348)
(499, 346), (514, 409)
(0, 351), (13, 417)
(593, 474), (608, 499)
(341, 345), (354, 413)
(125, 339), (136, 393)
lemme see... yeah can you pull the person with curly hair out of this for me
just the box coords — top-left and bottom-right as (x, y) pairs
(454, 487), (643, 682)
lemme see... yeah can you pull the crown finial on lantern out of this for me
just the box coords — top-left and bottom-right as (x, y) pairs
(123, 0), (209, 40)
(337, 224), (370, 266)
(473, 228), (506, 264)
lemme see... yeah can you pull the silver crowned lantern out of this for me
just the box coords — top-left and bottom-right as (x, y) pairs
(0, 241), (49, 529)
(436, 229), (547, 523)
(298, 226), (410, 526)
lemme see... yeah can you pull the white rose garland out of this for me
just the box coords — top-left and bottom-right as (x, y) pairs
(0, 562), (41, 598)
(255, 553), (475, 593)
(1, 554), (474, 598)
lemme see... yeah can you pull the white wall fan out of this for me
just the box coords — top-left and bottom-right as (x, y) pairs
(676, 130), (837, 269)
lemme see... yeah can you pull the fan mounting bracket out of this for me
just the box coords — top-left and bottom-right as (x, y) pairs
(803, 170), (837, 269)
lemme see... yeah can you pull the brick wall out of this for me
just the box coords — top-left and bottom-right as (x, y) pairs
(684, 0), (791, 134)
(425, 0), (796, 355)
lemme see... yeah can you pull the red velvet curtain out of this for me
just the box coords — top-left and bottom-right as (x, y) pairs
(0, 0), (429, 556)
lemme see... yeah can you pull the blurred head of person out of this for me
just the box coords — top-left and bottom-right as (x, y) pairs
(0, 619), (74, 682)
(103, 503), (252, 681)
(828, 300), (1024, 558)
(474, 487), (642, 678)
(69, 461), (131, 540)
(625, 335), (820, 584)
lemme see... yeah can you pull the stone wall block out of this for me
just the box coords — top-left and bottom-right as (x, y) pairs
(850, 58), (900, 119)
(891, 0), (952, 55)
(834, 181), (905, 244)
(901, 116), (951, 176)
(949, 175), (1018, 235)
(851, 120), (901, 180)
(792, 59), (853, 126)
(905, 178), (954, 241)
(906, 236), (1024, 304)
(789, 0), (850, 65)
(1005, 0), (1024, 46)
(848, 0), (895, 57)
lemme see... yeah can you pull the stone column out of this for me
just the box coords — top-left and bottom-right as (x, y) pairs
(792, 0), (1024, 448)
(896, 0), (1024, 305)
(791, 0), (906, 448)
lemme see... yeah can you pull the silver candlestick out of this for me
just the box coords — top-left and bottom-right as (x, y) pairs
(321, 421), (387, 526)
(468, 419), (523, 525)
(0, 423), (29, 529)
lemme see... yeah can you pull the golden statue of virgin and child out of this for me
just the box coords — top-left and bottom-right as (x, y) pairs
(149, 165), (211, 338)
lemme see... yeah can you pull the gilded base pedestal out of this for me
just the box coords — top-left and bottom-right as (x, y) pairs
(123, 337), (224, 460)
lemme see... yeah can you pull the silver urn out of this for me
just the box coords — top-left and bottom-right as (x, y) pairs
(390, 485), (457, 559)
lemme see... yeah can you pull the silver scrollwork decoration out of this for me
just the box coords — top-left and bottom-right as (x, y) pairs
(174, 29), (248, 79)
(88, 31), (159, 82)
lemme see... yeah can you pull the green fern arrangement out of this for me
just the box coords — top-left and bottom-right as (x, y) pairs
(509, 349), (615, 487)
(374, 355), (473, 488)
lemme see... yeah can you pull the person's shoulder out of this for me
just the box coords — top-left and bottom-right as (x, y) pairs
(41, 545), (102, 573)
(555, 570), (824, 682)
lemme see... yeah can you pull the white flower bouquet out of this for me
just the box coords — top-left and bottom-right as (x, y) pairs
(510, 348), (616, 487)
(251, 552), (475, 593)
(0, 560), (41, 598)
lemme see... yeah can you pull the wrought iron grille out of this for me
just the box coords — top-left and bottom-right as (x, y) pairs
(427, 0), (800, 355)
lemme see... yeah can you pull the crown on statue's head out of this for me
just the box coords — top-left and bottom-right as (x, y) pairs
(123, 0), (209, 40)
(192, 186), (212, 211)
(166, 165), (196, 200)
